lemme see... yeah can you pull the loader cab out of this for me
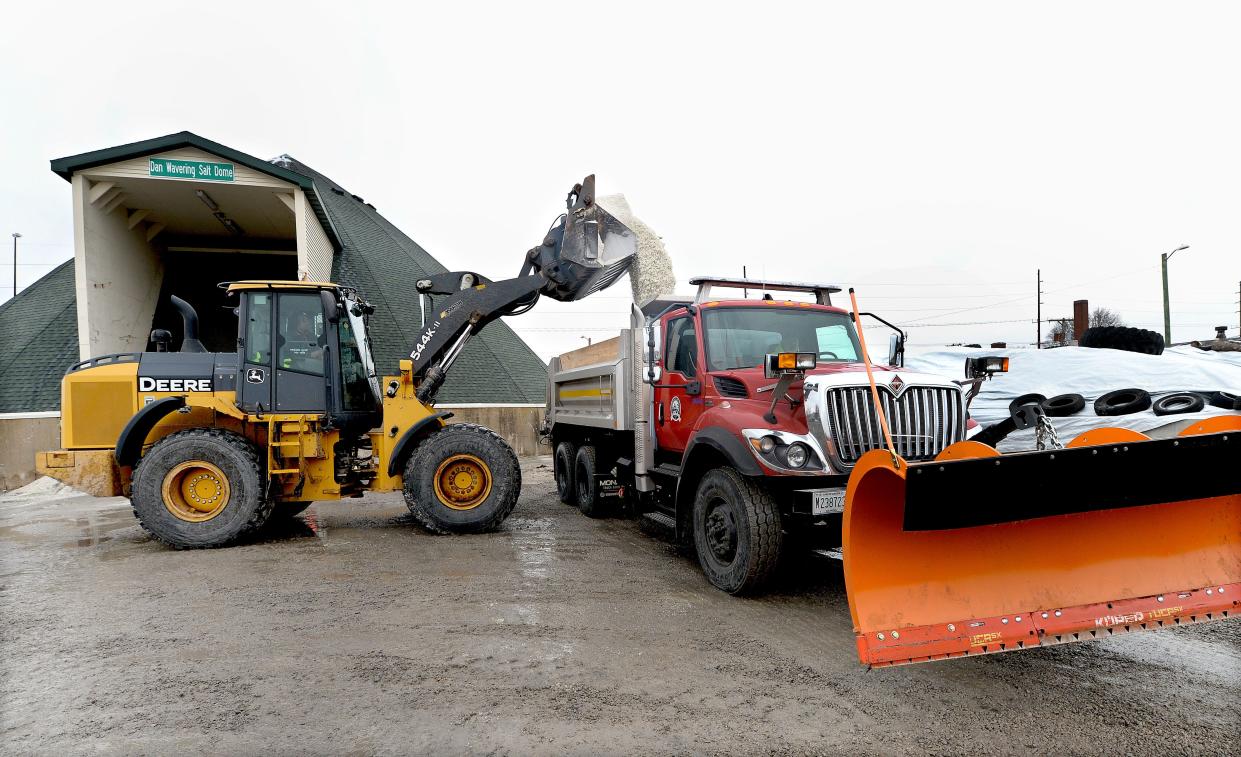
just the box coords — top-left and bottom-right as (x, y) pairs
(230, 282), (381, 433)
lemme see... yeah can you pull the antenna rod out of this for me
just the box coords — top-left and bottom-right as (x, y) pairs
(848, 288), (898, 466)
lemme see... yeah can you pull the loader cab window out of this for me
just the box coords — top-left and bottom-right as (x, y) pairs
(338, 299), (379, 411)
(277, 293), (326, 375)
(245, 294), (273, 365)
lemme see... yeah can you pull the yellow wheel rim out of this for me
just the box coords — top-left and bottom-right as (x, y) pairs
(161, 460), (231, 522)
(432, 454), (492, 511)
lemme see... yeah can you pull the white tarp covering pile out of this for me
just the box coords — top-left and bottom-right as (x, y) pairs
(906, 345), (1241, 451)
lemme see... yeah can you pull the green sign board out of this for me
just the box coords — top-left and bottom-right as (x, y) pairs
(148, 157), (235, 182)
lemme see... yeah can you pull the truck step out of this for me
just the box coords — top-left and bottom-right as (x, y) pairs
(642, 511), (676, 530)
(652, 463), (682, 479)
(813, 548), (844, 561)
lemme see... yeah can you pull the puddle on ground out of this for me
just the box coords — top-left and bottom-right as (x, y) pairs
(0, 508), (134, 548)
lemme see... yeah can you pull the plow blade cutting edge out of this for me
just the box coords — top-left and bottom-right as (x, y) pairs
(842, 416), (1241, 667)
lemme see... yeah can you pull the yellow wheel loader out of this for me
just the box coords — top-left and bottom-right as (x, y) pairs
(37, 175), (636, 548)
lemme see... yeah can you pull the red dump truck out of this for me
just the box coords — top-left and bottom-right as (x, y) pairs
(544, 276), (980, 593)
(543, 275), (1240, 668)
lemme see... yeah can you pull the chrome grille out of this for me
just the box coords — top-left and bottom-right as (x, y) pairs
(821, 386), (964, 465)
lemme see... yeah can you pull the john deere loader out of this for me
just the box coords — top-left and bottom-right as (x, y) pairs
(37, 175), (635, 548)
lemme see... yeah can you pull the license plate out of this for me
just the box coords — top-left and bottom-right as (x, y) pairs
(812, 487), (846, 515)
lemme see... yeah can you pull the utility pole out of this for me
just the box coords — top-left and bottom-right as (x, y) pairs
(10, 232), (19, 300)
(1036, 269), (1043, 349)
(1161, 244), (1189, 343)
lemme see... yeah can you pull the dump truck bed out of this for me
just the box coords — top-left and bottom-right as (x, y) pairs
(546, 332), (640, 432)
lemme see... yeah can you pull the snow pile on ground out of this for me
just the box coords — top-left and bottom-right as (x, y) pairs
(0, 476), (88, 503)
(906, 345), (1241, 450)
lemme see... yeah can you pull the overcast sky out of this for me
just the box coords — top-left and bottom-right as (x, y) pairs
(2, 2), (1238, 359)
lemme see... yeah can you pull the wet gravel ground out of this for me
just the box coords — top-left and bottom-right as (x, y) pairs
(1, 457), (1238, 755)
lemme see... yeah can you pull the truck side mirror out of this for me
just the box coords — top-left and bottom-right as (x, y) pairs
(887, 333), (904, 367)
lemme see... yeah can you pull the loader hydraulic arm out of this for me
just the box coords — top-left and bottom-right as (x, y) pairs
(407, 175), (637, 404)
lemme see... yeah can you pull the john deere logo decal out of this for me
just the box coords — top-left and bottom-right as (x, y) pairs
(246, 368), (265, 384)
(670, 396), (682, 422)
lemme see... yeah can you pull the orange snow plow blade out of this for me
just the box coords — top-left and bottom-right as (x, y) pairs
(842, 416), (1241, 668)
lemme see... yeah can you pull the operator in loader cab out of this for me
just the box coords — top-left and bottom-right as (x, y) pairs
(280, 297), (326, 373)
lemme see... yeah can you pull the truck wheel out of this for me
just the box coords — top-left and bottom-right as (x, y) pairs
(574, 445), (610, 518)
(130, 429), (272, 549)
(554, 441), (577, 505)
(403, 423), (521, 534)
(692, 468), (782, 595)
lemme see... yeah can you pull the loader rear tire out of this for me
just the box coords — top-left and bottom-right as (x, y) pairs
(692, 467), (782, 595)
(554, 441), (577, 505)
(403, 423), (520, 534)
(574, 444), (610, 518)
(130, 429), (271, 549)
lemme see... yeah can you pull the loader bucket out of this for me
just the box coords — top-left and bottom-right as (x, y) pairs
(842, 418), (1241, 667)
(540, 174), (638, 302)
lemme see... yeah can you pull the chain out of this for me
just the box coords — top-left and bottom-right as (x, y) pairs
(1035, 414), (1063, 450)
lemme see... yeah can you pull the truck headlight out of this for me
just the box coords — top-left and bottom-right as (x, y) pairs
(786, 442), (809, 468)
(759, 436), (777, 453)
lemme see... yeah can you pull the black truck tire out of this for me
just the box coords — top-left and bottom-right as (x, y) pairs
(1080, 326), (1165, 355)
(554, 441), (577, 505)
(692, 467), (782, 595)
(1094, 388), (1152, 416)
(1041, 393), (1086, 417)
(1209, 391), (1241, 411)
(130, 428), (272, 549)
(1009, 393), (1047, 415)
(1152, 392), (1206, 416)
(574, 444), (610, 518)
(403, 423), (521, 534)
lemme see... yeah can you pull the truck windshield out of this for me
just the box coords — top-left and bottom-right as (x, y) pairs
(701, 307), (863, 371)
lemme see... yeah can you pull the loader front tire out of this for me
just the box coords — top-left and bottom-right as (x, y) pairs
(554, 441), (577, 505)
(130, 429), (271, 549)
(403, 423), (520, 534)
(692, 467), (782, 595)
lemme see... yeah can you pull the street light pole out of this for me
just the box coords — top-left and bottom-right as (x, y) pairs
(1161, 244), (1189, 344)
(10, 233), (20, 300)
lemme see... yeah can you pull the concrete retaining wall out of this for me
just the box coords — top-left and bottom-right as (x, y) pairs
(0, 415), (62, 491)
(438, 405), (548, 457)
(0, 406), (547, 491)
